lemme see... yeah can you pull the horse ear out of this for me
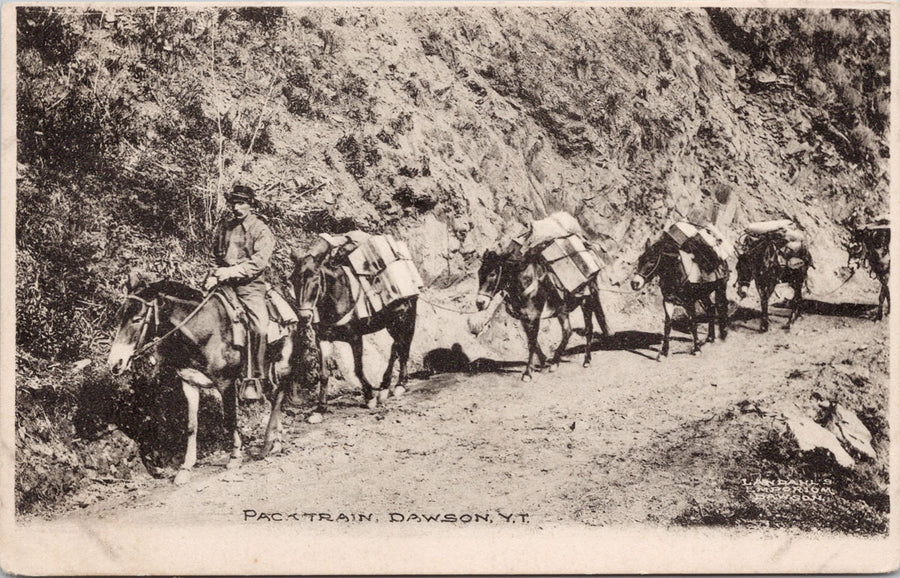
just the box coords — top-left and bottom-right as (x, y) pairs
(125, 269), (147, 293)
(644, 238), (652, 251)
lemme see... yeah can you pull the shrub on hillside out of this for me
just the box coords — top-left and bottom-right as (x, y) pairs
(848, 124), (879, 165)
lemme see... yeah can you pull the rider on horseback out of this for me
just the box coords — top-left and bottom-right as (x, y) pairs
(204, 182), (275, 394)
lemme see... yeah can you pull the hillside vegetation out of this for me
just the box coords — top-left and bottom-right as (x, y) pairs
(15, 6), (889, 517)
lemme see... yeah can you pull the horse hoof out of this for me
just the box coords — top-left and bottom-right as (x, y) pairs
(393, 385), (406, 397)
(307, 412), (324, 425)
(174, 469), (191, 486)
(377, 389), (390, 402)
(270, 440), (283, 455)
(521, 373), (533, 382)
(366, 397), (379, 410)
(583, 360), (591, 368)
(226, 457), (242, 470)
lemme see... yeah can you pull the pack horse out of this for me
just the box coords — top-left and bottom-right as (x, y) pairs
(290, 233), (421, 421)
(631, 224), (729, 358)
(735, 220), (813, 332)
(475, 213), (611, 381)
(846, 217), (890, 320)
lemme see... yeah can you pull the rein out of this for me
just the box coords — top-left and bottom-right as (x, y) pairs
(131, 290), (217, 358)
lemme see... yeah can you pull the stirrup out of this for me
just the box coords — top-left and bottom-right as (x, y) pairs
(238, 378), (264, 401)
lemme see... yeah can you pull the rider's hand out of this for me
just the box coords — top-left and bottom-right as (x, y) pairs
(215, 266), (237, 281)
(203, 275), (219, 292)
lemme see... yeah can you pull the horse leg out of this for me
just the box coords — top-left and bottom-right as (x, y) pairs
(261, 337), (293, 456)
(877, 277), (888, 320)
(350, 336), (379, 409)
(686, 301), (701, 355)
(700, 295), (715, 343)
(759, 284), (772, 333)
(174, 380), (200, 485)
(785, 278), (803, 328)
(380, 342), (399, 394)
(393, 306), (417, 397)
(716, 283), (728, 340)
(261, 388), (285, 458)
(222, 381), (243, 470)
(582, 301), (594, 368)
(308, 341), (329, 425)
(549, 312), (572, 371)
(521, 318), (541, 381)
(659, 301), (674, 360)
(590, 281), (611, 337)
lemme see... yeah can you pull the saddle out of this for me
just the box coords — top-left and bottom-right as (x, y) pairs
(213, 284), (298, 349)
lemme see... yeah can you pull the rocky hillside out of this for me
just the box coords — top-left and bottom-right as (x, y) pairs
(15, 6), (889, 516)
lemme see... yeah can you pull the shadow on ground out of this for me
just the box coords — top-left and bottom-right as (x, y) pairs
(796, 299), (878, 318)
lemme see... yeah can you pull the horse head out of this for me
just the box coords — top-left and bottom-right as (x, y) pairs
(735, 252), (753, 299)
(108, 278), (158, 375)
(290, 248), (328, 324)
(476, 249), (505, 311)
(631, 236), (663, 290)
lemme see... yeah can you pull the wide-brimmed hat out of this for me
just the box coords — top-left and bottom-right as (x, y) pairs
(226, 183), (255, 204)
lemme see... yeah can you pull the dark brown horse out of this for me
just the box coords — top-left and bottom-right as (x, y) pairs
(107, 277), (294, 485)
(846, 226), (890, 320)
(631, 235), (728, 358)
(289, 245), (417, 422)
(475, 247), (611, 381)
(735, 236), (811, 331)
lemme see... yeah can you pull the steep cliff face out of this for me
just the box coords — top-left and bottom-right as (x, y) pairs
(17, 6), (888, 363)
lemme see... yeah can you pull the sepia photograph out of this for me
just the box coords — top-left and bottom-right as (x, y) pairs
(1, 1), (896, 574)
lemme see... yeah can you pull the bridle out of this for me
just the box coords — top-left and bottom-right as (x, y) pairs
(636, 243), (664, 283)
(121, 294), (159, 358)
(295, 267), (324, 324)
(477, 261), (505, 303)
(120, 290), (216, 361)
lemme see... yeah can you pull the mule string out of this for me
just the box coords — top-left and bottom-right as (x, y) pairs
(803, 268), (857, 298)
(133, 290), (218, 358)
(417, 294), (482, 315)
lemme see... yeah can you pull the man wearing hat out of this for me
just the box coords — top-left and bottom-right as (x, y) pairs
(205, 183), (275, 393)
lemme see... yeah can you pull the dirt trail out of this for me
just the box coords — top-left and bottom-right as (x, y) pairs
(37, 295), (887, 530)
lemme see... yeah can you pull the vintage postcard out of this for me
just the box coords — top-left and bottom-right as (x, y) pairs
(1, 1), (897, 574)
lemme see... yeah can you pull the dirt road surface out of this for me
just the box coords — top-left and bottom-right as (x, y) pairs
(36, 294), (887, 532)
